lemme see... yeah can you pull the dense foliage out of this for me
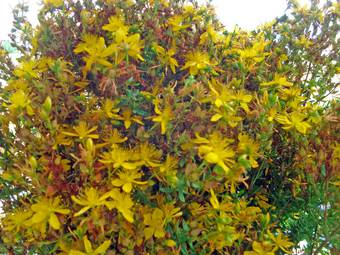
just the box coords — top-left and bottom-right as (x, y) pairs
(0, 0), (339, 254)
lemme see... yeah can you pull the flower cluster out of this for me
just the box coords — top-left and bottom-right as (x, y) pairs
(0, 0), (339, 254)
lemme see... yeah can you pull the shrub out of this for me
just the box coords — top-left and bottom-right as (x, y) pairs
(0, 0), (339, 254)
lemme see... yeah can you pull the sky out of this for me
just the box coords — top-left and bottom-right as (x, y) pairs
(0, 0), (312, 42)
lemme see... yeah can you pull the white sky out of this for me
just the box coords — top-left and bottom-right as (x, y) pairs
(0, 0), (310, 41)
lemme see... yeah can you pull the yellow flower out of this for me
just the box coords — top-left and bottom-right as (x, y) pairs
(244, 241), (275, 255)
(158, 155), (178, 185)
(102, 99), (120, 118)
(182, 51), (216, 75)
(115, 108), (144, 129)
(208, 226), (238, 250)
(99, 146), (140, 169)
(112, 168), (147, 193)
(101, 129), (127, 148)
(159, 155), (177, 173)
(279, 87), (306, 109)
(160, 203), (182, 222)
(238, 38), (270, 64)
(279, 87), (303, 101)
(102, 15), (129, 43)
(71, 188), (107, 216)
(13, 60), (41, 79)
(53, 132), (73, 149)
(268, 229), (294, 253)
(9, 90), (28, 109)
(2, 210), (32, 232)
(233, 91), (253, 112)
(261, 74), (293, 87)
(267, 107), (277, 122)
(275, 111), (311, 134)
(137, 142), (162, 167)
(117, 33), (144, 62)
(210, 106), (243, 127)
(74, 34), (116, 75)
(193, 132), (235, 173)
(8, 89), (34, 115)
(235, 201), (262, 225)
(149, 0), (169, 7)
(167, 15), (190, 32)
(44, 0), (63, 7)
(151, 101), (173, 135)
(143, 208), (166, 239)
(207, 78), (231, 108)
(69, 235), (111, 255)
(183, 4), (195, 16)
(152, 43), (178, 73)
(31, 197), (70, 230)
(295, 35), (312, 48)
(207, 79), (251, 113)
(200, 24), (223, 44)
(104, 189), (134, 223)
(74, 34), (97, 54)
(62, 121), (99, 140)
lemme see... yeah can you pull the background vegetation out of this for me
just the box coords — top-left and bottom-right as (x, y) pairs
(0, 0), (339, 254)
